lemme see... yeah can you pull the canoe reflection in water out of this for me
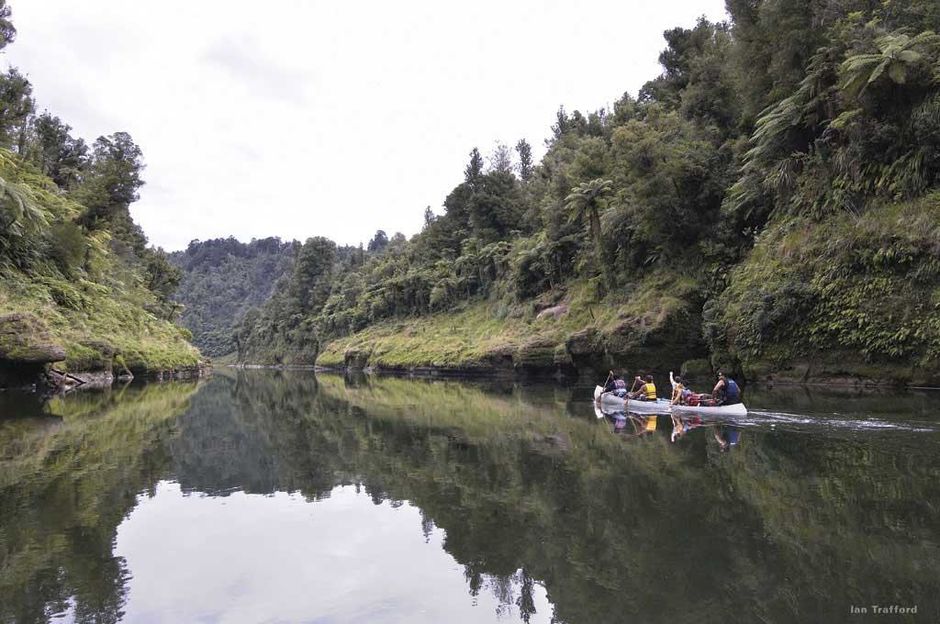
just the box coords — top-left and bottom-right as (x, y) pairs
(598, 404), (743, 451)
(669, 414), (743, 451)
(625, 414), (658, 438)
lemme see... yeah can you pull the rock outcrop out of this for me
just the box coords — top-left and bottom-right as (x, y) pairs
(0, 313), (66, 364)
(0, 313), (66, 389)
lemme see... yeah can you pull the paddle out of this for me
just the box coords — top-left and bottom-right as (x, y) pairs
(621, 375), (641, 412)
(594, 371), (613, 402)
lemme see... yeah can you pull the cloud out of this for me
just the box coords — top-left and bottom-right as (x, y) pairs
(6, 0), (729, 251)
(201, 36), (313, 106)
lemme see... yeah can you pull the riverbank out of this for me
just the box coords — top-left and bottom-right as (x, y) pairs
(0, 146), (205, 393)
(0, 269), (205, 391)
(314, 277), (708, 380)
(312, 292), (933, 388)
(310, 196), (940, 389)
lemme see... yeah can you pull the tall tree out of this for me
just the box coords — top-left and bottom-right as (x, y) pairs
(28, 112), (88, 189)
(0, 0), (15, 51)
(464, 147), (483, 184)
(76, 132), (145, 231)
(0, 68), (34, 151)
(515, 139), (533, 181)
(367, 229), (388, 253)
(292, 236), (336, 315)
(488, 142), (513, 174)
(564, 178), (612, 270)
(423, 206), (436, 228)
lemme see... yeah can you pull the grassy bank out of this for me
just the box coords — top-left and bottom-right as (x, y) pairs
(0, 150), (201, 378)
(0, 270), (200, 374)
(316, 275), (705, 375)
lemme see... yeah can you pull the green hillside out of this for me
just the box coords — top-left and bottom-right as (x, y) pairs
(0, 5), (200, 388)
(169, 237), (295, 357)
(0, 151), (200, 384)
(232, 2), (940, 385)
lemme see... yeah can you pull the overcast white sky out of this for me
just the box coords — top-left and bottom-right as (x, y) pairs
(5, 0), (727, 251)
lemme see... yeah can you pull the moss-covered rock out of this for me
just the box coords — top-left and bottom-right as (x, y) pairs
(513, 338), (559, 371)
(344, 347), (373, 370)
(0, 313), (66, 364)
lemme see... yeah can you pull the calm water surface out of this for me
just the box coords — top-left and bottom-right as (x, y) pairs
(1, 371), (939, 623)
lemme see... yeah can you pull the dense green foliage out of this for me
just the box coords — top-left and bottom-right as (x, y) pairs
(234, 1), (940, 383)
(0, 3), (200, 377)
(169, 237), (295, 356)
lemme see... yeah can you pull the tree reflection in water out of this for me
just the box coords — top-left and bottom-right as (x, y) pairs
(1, 371), (939, 623)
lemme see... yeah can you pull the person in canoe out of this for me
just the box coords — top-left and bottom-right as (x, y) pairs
(711, 372), (741, 406)
(603, 372), (629, 397)
(670, 374), (692, 405)
(629, 375), (657, 401)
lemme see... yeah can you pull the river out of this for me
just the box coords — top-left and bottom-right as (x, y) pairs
(1, 371), (938, 623)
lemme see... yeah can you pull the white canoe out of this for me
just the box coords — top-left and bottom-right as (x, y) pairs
(671, 402), (747, 417)
(593, 386), (672, 414)
(595, 385), (748, 417)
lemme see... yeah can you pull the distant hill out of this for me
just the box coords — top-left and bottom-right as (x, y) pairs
(170, 237), (296, 357)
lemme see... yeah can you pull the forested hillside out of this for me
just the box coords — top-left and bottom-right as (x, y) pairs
(234, 0), (940, 385)
(0, 1), (200, 387)
(169, 237), (295, 357)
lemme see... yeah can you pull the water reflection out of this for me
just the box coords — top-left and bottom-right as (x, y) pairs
(0, 372), (939, 623)
(114, 482), (552, 623)
(0, 383), (198, 624)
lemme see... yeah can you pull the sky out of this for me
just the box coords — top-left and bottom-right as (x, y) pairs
(5, 0), (728, 251)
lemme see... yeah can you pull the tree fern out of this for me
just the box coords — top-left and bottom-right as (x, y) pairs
(841, 30), (940, 100)
(564, 178), (613, 244)
(0, 174), (46, 246)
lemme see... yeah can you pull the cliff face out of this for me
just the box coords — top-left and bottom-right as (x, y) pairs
(707, 196), (940, 387)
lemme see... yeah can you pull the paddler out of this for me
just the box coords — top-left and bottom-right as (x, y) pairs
(670, 375), (690, 405)
(629, 375), (657, 402)
(604, 373), (628, 397)
(711, 372), (741, 406)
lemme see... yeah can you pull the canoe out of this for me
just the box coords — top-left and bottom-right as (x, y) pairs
(595, 385), (748, 417)
(594, 386), (672, 414)
(671, 402), (747, 417)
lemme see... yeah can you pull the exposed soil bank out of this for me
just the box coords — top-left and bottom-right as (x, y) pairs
(0, 363), (212, 393)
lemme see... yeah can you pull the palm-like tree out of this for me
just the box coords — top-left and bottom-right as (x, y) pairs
(565, 178), (614, 280)
(841, 30), (940, 100)
(564, 178), (613, 248)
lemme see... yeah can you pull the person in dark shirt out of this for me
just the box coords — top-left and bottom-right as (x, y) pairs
(711, 372), (741, 406)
